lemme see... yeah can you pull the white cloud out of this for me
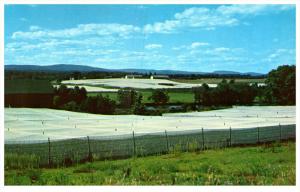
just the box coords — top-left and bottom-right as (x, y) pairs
(145, 44), (162, 50)
(143, 5), (294, 34)
(11, 5), (294, 40)
(217, 4), (294, 16)
(5, 37), (118, 52)
(265, 49), (295, 62)
(12, 23), (141, 39)
(143, 20), (180, 34)
(5, 5), (295, 71)
(190, 42), (209, 49)
(29, 25), (41, 31)
(172, 42), (209, 51)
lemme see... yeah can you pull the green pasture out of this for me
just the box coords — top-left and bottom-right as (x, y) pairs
(5, 141), (295, 185)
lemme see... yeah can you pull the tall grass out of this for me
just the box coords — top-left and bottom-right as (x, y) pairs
(5, 141), (295, 185)
(5, 153), (40, 170)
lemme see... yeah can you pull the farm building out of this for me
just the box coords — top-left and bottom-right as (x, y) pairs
(125, 75), (143, 79)
(150, 75), (169, 79)
(5, 79), (54, 108)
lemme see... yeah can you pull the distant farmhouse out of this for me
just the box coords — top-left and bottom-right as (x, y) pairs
(125, 74), (169, 79)
(150, 75), (169, 80)
(125, 75), (143, 79)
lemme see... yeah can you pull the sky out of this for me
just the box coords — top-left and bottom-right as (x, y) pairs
(4, 4), (296, 73)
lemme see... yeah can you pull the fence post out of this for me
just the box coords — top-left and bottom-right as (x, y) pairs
(229, 127), (232, 147)
(87, 136), (92, 161)
(165, 130), (169, 153)
(132, 131), (136, 157)
(257, 127), (260, 144)
(279, 123), (282, 142)
(48, 137), (51, 167)
(201, 128), (205, 150)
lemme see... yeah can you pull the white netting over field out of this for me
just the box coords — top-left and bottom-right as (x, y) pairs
(5, 106), (295, 141)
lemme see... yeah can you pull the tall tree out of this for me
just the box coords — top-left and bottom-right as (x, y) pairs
(265, 65), (295, 105)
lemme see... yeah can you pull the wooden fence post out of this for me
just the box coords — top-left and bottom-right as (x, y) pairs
(87, 136), (92, 160)
(132, 131), (136, 157)
(257, 127), (260, 144)
(201, 128), (205, 150)
(229, 127), (232, 147)
(165, 130), (169, 153)
(279, 123), (282, 141)
(48, 137), (51, 167)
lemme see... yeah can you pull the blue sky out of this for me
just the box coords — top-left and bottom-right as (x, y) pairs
(4, 4), (296, 73)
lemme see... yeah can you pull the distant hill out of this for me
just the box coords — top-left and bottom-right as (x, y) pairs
(212, 70), (264, 76)
(5, 64), (111, 72)
(117, 68), (206, 75)
(5, 64), (265, 76)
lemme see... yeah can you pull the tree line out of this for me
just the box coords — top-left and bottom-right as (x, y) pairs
(52, 85), (170, 115)
(53, 65), (295, 115)
(6, 65), (295, 114)
(194, 65), (295, 106)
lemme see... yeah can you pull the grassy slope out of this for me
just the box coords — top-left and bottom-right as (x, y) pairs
(5, 142), (295, 185)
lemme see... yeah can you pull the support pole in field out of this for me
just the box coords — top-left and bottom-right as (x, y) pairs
(48, 137), (51, 167)
(229, 127), (232, 147)
(87, 136), (92, 160)
(165, 130), (169, 153)
(132, 131), (136, 157)
(279, 123), (282, 142)
(257, 127), (260, 144)
(201, 128), (205, 150)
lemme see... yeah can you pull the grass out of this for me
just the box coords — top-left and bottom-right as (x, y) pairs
(171, 78), (266, 84)
(5, 141), (295, 185)
(87, 90), (195, 104)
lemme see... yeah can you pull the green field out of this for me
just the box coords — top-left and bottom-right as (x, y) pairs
(171, 78), (266, 84)
(5, 141), (295, 185)
(5, 79), (53, 94)
(88, 90), (195, 104)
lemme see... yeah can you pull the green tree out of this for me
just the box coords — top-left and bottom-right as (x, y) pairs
(97, 95), (116, 114)
(232, 83), (257, 105)
(117, 89), (138, 108)
(194, 83), (212, 106)
(134, 94), (146, 115)
(264, 65), (295, 105)
(63, 101), (78, 111)
(149, 89), (169, 105)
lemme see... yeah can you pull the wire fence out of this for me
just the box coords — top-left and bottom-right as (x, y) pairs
(5, 124), (296, 167)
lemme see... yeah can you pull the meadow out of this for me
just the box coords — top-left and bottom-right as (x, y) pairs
(5, 141), (295, 185)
